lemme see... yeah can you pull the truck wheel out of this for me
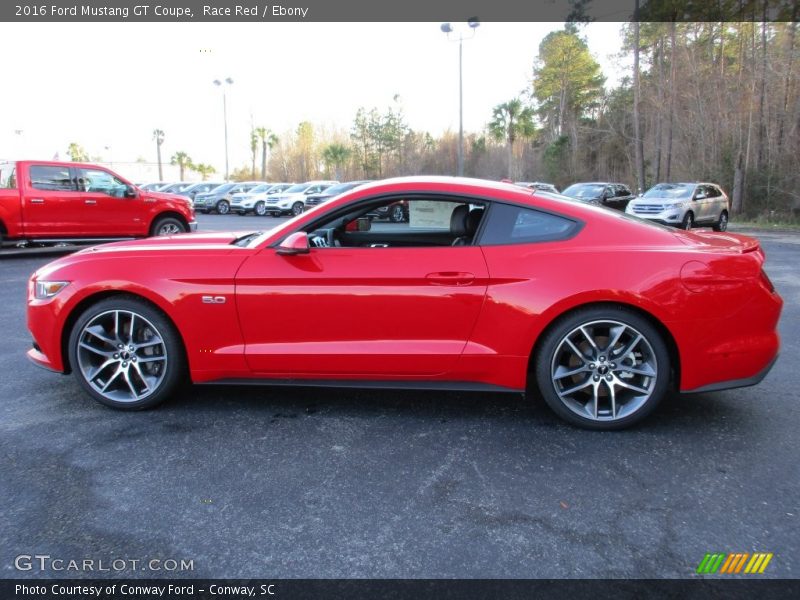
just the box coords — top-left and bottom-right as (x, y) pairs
(151, 216), (186, 236)
(254, 201), (267, 216)
(67, 296), (186, 410)
(216, 200), (230, 215)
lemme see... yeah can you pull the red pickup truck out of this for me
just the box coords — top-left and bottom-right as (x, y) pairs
(0, 160), (196, 246)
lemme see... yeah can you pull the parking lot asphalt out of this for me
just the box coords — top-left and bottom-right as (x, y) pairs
(1, 214), (798, 579)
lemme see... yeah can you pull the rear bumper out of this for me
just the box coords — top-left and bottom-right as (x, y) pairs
(682, 355), (778, 393)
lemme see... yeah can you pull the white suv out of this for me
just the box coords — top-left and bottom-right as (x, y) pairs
(264, 181), (338, 217)
(625, 182), (730, 231)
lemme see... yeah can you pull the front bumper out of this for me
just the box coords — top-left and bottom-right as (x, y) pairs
(189, 220), (198, 231)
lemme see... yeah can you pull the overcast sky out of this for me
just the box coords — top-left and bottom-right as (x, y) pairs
(0, 22), (627, 176)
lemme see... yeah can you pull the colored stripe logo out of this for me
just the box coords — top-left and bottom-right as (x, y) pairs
(697, 552), (773, 574)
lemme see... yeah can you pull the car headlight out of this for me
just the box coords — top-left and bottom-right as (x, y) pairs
(34, 280), (70, 299)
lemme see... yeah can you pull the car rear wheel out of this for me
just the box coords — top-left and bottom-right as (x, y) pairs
(216, 200), (230, 215)
(534, 307), (671, 430)
(254, 201), (266, 216)
(67, 297), (186, 410)
(713, 210), (729, 232)
(291, 202), (304, 216)
(681, 212), (694, 230)
(151, 216), (186, 236)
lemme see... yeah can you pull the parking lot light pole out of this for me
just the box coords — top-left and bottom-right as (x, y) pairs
(213, 77), (234, 180)
(440, 18), (480, 178)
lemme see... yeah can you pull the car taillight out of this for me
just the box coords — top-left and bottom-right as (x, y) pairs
(759, 269), (775, 293)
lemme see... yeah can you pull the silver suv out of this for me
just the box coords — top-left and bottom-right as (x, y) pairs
(625, 182), (729, 231)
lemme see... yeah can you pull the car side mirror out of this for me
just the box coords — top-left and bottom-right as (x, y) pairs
(276, 231), (310, 255)
(125, 186), (137, 198)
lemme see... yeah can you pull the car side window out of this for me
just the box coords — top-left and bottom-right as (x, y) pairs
(29, 166), (75, 192)
(78, 168), (128, 197)
(480, 203), (579, 245)
(0, 164), (16, 189)
(617, 186), (631, 197)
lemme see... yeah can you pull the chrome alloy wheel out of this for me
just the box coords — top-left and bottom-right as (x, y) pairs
(157, 222), (182, 235)
(550, 319), (658, 422)
(75, 309), (168, 403)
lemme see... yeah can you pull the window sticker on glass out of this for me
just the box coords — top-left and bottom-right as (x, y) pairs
(409, 201), (456, 229)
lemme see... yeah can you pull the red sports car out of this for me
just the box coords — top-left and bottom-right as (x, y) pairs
(26, 177), (782, 429)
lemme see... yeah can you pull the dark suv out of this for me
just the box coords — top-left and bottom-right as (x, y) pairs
(562, 182), (635, 211)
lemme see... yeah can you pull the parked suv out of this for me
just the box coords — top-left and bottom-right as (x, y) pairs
(230, 183), (292, 216)
(264, 181), (338, 216)
(193, 181), (262, 214)
(0, 160), (196, 245)
(562, 182), (635, 211)
(625, 182), (730, 231)
(176, 181), (225, 201)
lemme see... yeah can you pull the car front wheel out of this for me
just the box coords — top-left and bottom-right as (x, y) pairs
(534, 307), (671, 430)
(216, 200), (230, 215)
(151, 216), (186, 236)
(681, 212), (694, 230)
(67, 297), (186, 410)
(291, 202), (304, 216)
(254, 201), (266, 216)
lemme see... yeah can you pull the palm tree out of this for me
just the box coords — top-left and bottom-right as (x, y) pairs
(488, 99), (536, 180)
(321, 143), (351, 180)
(67, 143), (89, 162)
(250, 130), (258, 179)
(152, 129), (165, 180)
(193, 163), (216, 181)
(170, 151), (193, 180)
(255, 127), (278, 180)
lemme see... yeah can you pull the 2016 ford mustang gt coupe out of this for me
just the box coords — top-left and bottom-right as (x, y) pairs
(26, 177), (782, 429)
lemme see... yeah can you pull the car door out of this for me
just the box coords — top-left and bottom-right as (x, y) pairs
(693, 185), (715, 223)
(77, 167), (142, 236)
(234, 200), (490, 378)
(21, 164), (82, 237)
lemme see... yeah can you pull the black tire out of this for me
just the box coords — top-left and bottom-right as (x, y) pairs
(291, 202), (304, 216)
(713, 210), (729, 232)
(533, 306), (671, 430)
(216, 200), (230, 215)
(389, 204), (405, 223)
(67, 296), (186, 410)
(680, 212), (694, 230)
(254, 201), (267, 216)
(151, 216), (187, 237)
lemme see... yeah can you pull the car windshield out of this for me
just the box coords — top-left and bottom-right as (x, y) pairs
(563, 184), (605, 198)
(319, 182), (356, 195)
(266, 184), (291, 194)
(284, 183), (310, 193)
(643, 183), (693, 199)
(212, 183), (236, 194)
(248, 184), (271, 194)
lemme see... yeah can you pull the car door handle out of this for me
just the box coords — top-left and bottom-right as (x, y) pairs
(425, 272), (475, 286)
(30, 198), (44, 204)
(85, 199), (97, 205)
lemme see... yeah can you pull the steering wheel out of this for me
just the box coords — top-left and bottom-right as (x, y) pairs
(309, 228), (339, 248)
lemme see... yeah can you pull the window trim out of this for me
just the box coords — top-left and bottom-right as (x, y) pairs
(269, 191), (584, 249)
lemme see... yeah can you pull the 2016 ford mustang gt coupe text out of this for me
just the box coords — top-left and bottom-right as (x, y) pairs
(26, 177), (782, 429)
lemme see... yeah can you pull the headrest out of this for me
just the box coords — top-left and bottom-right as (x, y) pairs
(450, 204), (470, 237)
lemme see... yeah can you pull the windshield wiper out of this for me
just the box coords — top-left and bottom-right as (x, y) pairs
(231, 232), (263, 247)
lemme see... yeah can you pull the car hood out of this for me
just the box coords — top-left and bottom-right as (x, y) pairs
(72, 231), (257, 255)
(144, 190), (191, 203)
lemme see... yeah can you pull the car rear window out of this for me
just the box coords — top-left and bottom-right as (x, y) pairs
(480, 203), (579, 245)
